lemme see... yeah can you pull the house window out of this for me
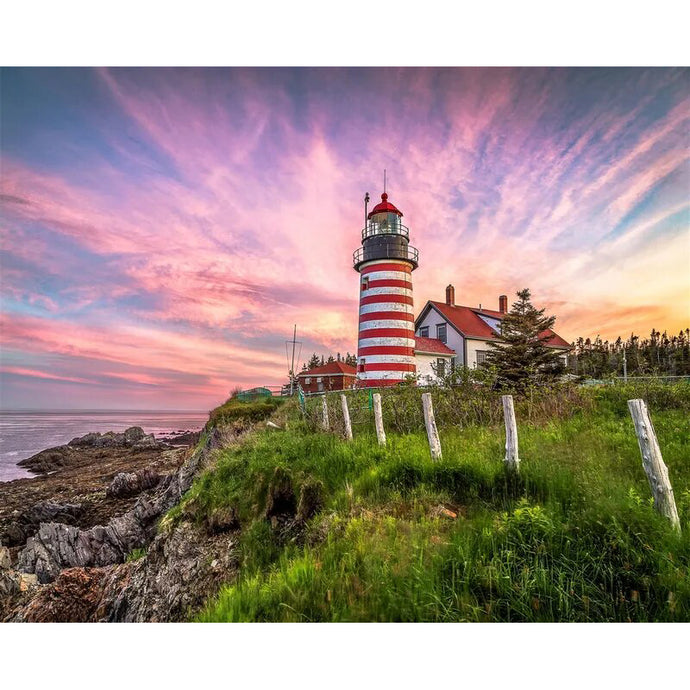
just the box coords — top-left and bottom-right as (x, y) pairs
(436, 358), (446, 377)
(436, 323), (447, 343)
(317, 377), (324, 392)
(305, 377), (311, 385)
(419, 326), (429, 338)
(476, 350), (489, 366)
(361, 276), (369, 291)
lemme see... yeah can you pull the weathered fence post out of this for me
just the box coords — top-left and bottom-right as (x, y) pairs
(341, 394), (353, 441)
(321, 395), (330, 431)
(372, 392), (386, 446)
(501, 395), (520, 472)
(422, 392), (442, 461)
(627, 399), (680, 531)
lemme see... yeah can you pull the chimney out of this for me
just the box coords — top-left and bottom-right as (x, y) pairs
(499, 294), (508, 314)
(445, 284), (455, 306)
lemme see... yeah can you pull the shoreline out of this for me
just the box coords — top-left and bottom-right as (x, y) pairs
(0, 410), (208, 483)
(0, 426), (200, 554)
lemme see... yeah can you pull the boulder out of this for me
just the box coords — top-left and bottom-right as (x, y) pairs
(106, 469), (161, 499)
(133, 434), (159, 450)
(123, 427), (146, 444)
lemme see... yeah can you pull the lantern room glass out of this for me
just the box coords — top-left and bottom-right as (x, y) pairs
(363, 212), (407, 241)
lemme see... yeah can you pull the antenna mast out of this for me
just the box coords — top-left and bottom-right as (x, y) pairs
(364, 192), (370, 226)
(285, 325), (302, 396)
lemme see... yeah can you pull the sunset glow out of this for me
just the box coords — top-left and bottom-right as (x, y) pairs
(1, 67), (689, 409)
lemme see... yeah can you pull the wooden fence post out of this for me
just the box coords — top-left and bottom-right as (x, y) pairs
(422, 392), (442, 461)
(341, 394), (353, 441)
(628, 399), (680, 531)
(372, 393), (386, 446)
(321, 395), (330, 431)
(501, 395), (520, 472)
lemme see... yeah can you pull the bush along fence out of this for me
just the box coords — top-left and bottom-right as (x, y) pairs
(304, 385), (683, 533)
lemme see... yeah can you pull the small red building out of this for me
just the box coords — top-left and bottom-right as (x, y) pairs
(297, 361), (357, 394)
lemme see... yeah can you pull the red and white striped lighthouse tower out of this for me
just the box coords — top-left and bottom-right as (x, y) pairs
(353, 191), (419, 387)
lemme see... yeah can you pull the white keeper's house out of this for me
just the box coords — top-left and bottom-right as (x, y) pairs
(413, 285), (571, 384)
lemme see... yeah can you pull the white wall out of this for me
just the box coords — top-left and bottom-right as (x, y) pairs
(415, 305), (464, 367)
(415, 352), (454, 384)
(466, 338), (494, 368)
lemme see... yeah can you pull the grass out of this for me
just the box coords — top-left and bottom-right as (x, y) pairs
(180, 383), (690, 621)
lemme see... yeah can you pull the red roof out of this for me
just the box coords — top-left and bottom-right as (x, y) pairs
(426, 301), (570, 349)
(368, 192), (403, 219)
(297, 361), (357, 377)
(414, 336), (455, 356)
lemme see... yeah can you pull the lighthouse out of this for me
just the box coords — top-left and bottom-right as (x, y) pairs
(353, 191), (419, 387)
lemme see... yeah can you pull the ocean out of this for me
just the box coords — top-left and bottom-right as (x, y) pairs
(0, 410), (209, 482)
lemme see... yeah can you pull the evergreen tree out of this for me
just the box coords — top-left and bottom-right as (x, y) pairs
(482, 288), (566, 390)
(306, 353), (321, 370)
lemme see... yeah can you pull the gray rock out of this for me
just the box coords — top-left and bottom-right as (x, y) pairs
(17, 428), (220, 583)
(98, 521), (238, 622)
(68, 432), (102, 447)
(1, 522), (26, 547)
(133, 434), (159, 450)
(106, 469), (161, 499)
(17, 446), (75, 474)
(123, 426), (146, 444)
(22, 501), (83, 526)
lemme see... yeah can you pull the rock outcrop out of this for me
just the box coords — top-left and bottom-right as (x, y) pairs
(96, 521), (239, 622)
(68, 426), (160, 450)
(106, 469), (161, 499)
(17, 428), (219, 583)
(17, 427), (162, 476)
(1, 501), (84, 548)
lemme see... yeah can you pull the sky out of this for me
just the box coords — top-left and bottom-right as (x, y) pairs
(1, 67), (689, 410)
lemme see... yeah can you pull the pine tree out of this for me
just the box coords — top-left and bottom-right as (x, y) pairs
(483, 288), (567, 390)
(306, 353), (321, 370)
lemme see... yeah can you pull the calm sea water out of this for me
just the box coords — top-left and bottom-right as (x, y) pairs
(0, 410), (209, 482)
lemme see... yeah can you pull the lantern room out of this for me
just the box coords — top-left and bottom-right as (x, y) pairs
(353, 192), (418, 270)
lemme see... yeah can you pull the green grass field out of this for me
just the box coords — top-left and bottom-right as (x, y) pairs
(181, 383), (690, 622)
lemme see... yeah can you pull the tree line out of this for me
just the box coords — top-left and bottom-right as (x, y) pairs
(569, 329), (690, 378)
(301, 352), (358, 371)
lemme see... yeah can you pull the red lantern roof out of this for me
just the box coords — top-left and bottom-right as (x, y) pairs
(368, 192), (403, 219)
